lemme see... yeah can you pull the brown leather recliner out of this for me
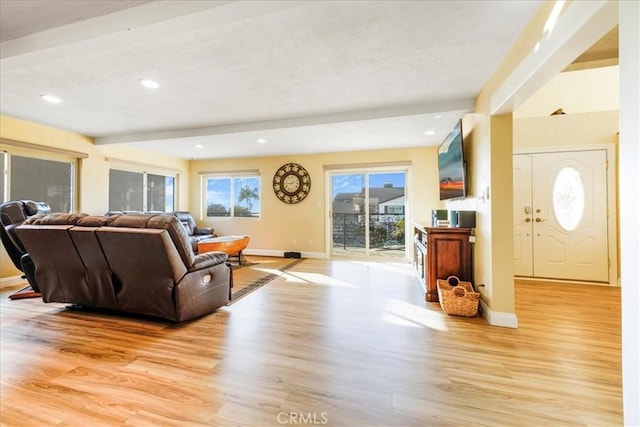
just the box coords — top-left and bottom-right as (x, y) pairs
(17, 213), (231, 322)
(172, 211), (216, 252)
(103, 211), (214, 253)
(0, 200), (51, 292)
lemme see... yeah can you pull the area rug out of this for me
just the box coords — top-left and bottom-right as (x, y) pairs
(230, 256), (304, 303)
(4, 257), (303, 304)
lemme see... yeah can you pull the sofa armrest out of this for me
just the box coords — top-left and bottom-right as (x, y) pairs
(176, 261), (231, 321)
(194, 227), (214, 236)
(190, 251), (228, 272)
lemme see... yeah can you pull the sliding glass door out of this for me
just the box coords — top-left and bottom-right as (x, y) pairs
(330, 169), (406, 259)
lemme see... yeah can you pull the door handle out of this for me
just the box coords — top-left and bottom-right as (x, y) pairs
(524, 218), (531, 223)
(535, 217), (545, 223)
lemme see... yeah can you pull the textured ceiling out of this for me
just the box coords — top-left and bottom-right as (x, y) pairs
(0, 0), (151, 42)
(1, 0), (543, 159)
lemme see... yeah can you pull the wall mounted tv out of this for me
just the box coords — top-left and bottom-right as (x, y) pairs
(438, 119), (466, 200)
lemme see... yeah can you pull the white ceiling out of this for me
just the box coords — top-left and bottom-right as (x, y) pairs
(0, 0), (542, 160)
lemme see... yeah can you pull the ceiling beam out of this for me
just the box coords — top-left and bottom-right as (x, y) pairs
(491, 0), (618, 115)
(0, 0), (303, 71)
(94, 98), (474, 145)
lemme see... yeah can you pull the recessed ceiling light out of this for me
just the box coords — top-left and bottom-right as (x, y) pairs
(41, 94), (63, 104)
(195, 144), (204, 148)
(425, 130), (435, 136)
(257, 138), (266, 144)
(139, 79), (160, 89)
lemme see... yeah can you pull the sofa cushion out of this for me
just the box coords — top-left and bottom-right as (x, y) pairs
(69, 225), (118, 310)
(147, 214), (196, 267)
(96, 226), (186, 319)
(0, 202), (29, 254)
(0, 201), (29, 226)
(173, 211), (196, 234)
(77, 215), (110, 227)
(17, 223), (91, 304)
(106, 213), (155, 228)
(25, 212), (88, 225)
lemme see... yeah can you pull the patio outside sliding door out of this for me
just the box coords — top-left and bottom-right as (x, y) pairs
(330, 170), (406, 259)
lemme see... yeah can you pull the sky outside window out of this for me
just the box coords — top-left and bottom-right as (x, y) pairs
(207, 178), (231, 210)
(332, 172), (405, 199)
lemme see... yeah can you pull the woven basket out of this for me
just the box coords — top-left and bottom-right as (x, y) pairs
(437, 276), (479, 317)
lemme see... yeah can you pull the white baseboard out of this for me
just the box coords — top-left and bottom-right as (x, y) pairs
(0, 275), (27, 289)
(480, 300), (519, 328)
(515, 275), (619, 287)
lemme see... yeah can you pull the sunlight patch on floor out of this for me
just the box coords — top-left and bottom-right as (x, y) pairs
(346, 260), (414, 274)
(382, 298), (448, 331)
(280, 271), (358, 288)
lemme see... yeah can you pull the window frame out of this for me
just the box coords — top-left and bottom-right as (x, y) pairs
(202, 171), (261, 220)
(1, 148), (78, 212)
(108, 165), (177, 213)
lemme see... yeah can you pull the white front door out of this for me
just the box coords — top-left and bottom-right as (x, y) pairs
(513, 155), (534, 276)
(513, 150), (609, 282)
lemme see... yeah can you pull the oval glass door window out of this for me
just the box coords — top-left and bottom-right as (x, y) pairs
(553, 167), (585, 231)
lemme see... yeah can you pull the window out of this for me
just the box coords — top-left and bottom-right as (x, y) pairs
(384, 205), (404, 214)
(147, 174), (175, 212)
(204, 174), (260, 218)
(0, 152), (5, 203)
(109, 169), (143, 211)
(108, 169), (175, 212)
(330, 169), (407, 258)
(553, 167), (584, 232)
(1, 153), (75, 212)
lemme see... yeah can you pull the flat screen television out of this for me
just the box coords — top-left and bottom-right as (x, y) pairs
(438, 119), (466, 200)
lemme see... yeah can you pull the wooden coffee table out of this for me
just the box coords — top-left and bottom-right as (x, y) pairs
(197, 235), (250, 264)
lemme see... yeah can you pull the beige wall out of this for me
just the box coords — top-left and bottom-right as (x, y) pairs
(468, 1), (620, 318)
(0, 115), (190, 279)
(189, 147), (440, 256)
(514, 66), (619, 118)
(1, 113), (440, 277)
(512, 64), (620, 283)
(514, 110), (618, 149)
(514, 64), (619, 149)
(459, 1), (560, 316)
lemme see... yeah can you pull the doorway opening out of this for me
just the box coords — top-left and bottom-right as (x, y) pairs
(513, 148), (616, 283)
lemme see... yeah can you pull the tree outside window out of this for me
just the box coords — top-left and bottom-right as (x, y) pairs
(206, 175), (260, 218)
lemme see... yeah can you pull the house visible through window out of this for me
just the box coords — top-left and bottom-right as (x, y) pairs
(204, 174), (260, 218)
(384, 205), (404, 214)
(108, 168), (175, 212)
(330, 170), (406, 258)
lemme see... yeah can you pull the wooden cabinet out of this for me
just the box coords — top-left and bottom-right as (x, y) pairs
(413, 224), (473, 302)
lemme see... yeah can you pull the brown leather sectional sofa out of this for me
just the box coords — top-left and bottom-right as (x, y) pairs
(106, 210), (216, 253)
(16, 212), (232, 322)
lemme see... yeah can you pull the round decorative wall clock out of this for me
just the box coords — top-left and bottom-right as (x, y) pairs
(273, 163), (311, 204)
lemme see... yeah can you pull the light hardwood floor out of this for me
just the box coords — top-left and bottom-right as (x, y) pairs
(0, 259), (622, 426)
